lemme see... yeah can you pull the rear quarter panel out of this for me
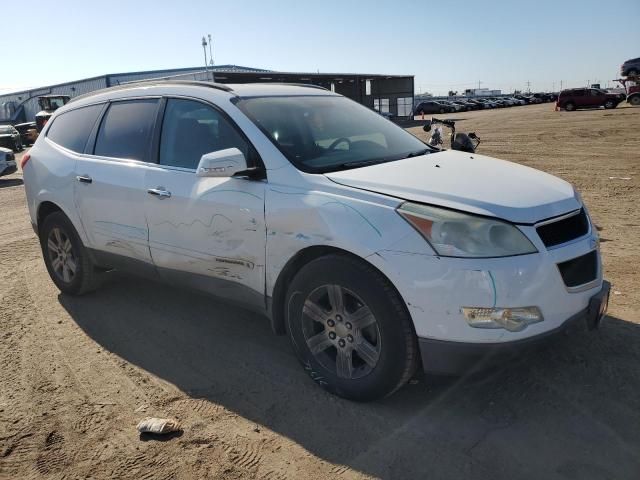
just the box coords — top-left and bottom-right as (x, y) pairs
(23, 138), (88, 244)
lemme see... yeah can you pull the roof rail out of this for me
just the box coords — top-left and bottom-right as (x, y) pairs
(261, 83), (329, 91)
(69, 80), (234, 104)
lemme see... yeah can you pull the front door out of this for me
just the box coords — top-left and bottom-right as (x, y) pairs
(74, 98), (160, 265)
(144, 98), (266, 309)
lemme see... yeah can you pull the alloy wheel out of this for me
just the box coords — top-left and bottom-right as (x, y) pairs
(47, 227), (77, 283)
(301, 284), (381, 379)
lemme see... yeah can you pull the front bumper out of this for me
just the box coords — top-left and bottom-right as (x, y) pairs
(419, 280), (610, 375)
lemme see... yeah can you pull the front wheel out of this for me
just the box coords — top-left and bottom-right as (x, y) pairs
(285, 254), (418, 401)
(629, 95), (640, 106)
(604, 100), (615, 109)
(40, 211), (99, 295)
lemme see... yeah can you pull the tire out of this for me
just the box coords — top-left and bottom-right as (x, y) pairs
(12, 140), (19, 152)
(604, 100), (615, 109)
(564, 102), (576, 111)
(285, 254), (418, 401)
(439, 108), (445, 114)
(629, 95), (640, 106)
(627, 69), (638, 77)
(39, 211), (99, 295)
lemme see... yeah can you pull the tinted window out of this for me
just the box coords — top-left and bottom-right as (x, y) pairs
(159, 98), (249, 169)
(572, 89), (586, 96)
(236, 95), (430, 173)
(46, 104), (103, 153)
(94, 99), (158, 161)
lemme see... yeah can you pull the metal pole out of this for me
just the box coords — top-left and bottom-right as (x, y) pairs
(202, 36), (209, 81)
(208, 34), (215, 82)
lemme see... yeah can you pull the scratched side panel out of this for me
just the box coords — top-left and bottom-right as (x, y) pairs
(144, 167), (266, 307)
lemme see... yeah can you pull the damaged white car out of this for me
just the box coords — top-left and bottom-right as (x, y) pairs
(22, 81), (609, 401)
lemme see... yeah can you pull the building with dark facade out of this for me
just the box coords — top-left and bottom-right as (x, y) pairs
(0, 65), (414, 124)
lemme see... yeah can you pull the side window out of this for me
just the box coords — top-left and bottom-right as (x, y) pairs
(573, 89), (586, 96)
(159, 98), (250, 170)
(46, 104), (103, 153)
(94, 99), (158, 161)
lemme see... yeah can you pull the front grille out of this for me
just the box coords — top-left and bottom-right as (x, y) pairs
(536, 209), (589, 248)
(557, 250), (598, 287)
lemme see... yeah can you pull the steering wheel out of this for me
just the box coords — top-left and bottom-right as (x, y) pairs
(327, 137), (351, 151)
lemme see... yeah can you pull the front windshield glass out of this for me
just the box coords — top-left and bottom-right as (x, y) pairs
(235, 95), (432, 173)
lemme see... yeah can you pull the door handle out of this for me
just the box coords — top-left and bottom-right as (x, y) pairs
(76, 175), (92, 184)
(147, 187), (172, 199)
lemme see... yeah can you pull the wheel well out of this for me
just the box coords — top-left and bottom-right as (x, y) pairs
(269, 246), (409, 337)
(37, 201), (63, 233)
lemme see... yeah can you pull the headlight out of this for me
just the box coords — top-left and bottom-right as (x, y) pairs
(397, 202), (537, 258)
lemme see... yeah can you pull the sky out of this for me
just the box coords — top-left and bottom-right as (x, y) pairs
(2, 0), (639, 96)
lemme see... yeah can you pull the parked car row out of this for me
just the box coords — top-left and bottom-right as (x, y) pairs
(414, 93), (557, 115)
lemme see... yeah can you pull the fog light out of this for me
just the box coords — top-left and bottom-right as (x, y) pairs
(461, 307), (543, 332)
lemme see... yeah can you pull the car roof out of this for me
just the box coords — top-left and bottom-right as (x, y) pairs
(68, 80), (335, 106)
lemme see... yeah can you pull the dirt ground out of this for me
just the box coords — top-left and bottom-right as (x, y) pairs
(0, 103), (639, 480)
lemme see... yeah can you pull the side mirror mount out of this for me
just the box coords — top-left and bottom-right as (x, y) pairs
(196, 148), (248, 178)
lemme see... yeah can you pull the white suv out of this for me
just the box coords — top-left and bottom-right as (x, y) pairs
(22, 81), (609, 401)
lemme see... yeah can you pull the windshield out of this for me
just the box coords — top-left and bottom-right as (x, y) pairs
(235, 95), (432, 173)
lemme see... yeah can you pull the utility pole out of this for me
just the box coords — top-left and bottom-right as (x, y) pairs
(478, 80), (482, 90)
(526, 80), (531, 93)
(201, 36), (209, 81)
(560, 80), (563, 91)
(208, 34), (215, 82)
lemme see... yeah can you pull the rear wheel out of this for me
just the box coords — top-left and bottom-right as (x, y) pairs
(285, 254), (418, 401)
(564, 102), (576, 111)
(40, 211), (99, 295)
(629, 95), (640, 106)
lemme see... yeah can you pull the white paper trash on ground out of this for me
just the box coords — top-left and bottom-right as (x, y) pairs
(137, 417), (182, 435)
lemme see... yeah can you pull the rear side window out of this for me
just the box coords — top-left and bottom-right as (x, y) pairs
(159, 98), (250, 169)
(47, 104), (103, 153)
(94, 99), (159, 161)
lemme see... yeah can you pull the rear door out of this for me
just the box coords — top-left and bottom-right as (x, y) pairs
(143, 97), (266, 309)
(588, 89), (605, 107)
(74, 98), (160, 266)
(571, 89), (586, 107)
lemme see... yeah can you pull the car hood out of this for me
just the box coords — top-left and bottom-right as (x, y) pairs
(324, 150), (580, 224)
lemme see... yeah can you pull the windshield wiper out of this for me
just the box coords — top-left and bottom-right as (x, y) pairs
(404, 148), (431, 159)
